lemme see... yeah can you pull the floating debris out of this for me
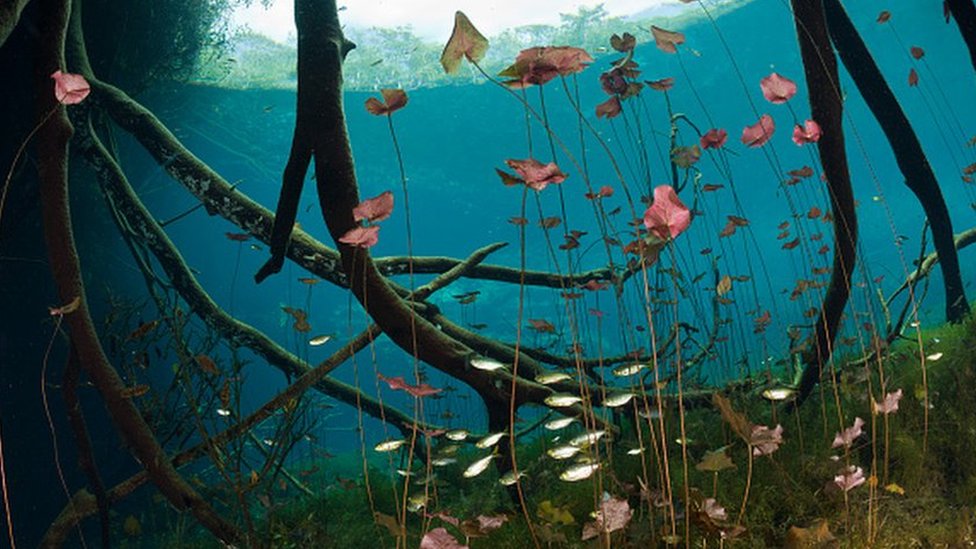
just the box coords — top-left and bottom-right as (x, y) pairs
(544, 417), (577, 431)
(127, 320), (159, 341)
(476, 432), (506, 449)
(560, 462), (600, 482)
(374, 439), (407, 453)
(545, 393), (582, 407)
(463, 454), (496, 478)
(535, 371), (572, 385)
(470, 357), (508, 372)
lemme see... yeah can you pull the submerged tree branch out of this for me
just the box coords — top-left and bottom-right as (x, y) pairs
(789, 0), (859, 405)
(823, 0), (970, 323)
(888, 226), (976, 305)
(84, 77), (619, 292)
(0, 0), (30, 49)
(38, 0), (241, 544)
(62, 347), (109, 548)
(946, 0), (976, 75)
(75, 112), (424, 434)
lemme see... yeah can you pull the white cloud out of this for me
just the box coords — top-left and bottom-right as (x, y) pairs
(231, 0), (673, 44)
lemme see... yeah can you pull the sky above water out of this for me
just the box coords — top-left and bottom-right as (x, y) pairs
(231, 0), (682, 43)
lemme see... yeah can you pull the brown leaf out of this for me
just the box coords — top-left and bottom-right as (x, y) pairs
(716, 275), (732, 297)
(120, 384), (150, 398)
(581, 497), (632, 540)
(696, 447), (736, 472)
(650, 25), (685, 54)
(441, 12), (488, 74)
(712, 393), (752, 442)
(374, 512), (401, 537)
(784, 519), (838, 548)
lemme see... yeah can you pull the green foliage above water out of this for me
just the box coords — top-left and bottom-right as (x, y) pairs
(193, 3), (744, 91)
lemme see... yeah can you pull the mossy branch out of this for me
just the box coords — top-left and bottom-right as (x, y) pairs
(37, 0), (242, 544)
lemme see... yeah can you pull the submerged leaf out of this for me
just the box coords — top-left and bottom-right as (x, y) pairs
(441, 12), (489, 74)
(712, 393), (752, 441)
(365, 89), (408, 116)
(581, 496), (632, 540)
(650, 25), (685, 54)
(696, 447), (736, 472)
(742, 114), (775, 147)
(339, 225), (380, 248)
(420, 527), (468, 549)
(643, 185), (691, 240)
(51, 71), (91, 105)
(760, 72), (797, 104)
(353, 191), (394, 223)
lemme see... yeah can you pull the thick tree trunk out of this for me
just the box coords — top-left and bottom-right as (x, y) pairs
(789, 0), (859, 405)
(41, 0), (243, 544)
(824, 0), (970, 323)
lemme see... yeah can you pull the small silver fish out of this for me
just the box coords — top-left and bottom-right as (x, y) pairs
(499, 470), (525, 486)
(463, 454), (496, 478)
(547, 444), (582, 460)
(431, 457), (457, 467)
(374, 439), (407, 453)
(926, 352), (943, 361)
(560, 462), (600, 482)
(476, 432), (506, 449)
(471, 357), (508, 372)
(637, 407), (661, 420)
(407, 493), (427, 512)
(438, 444), (461, 455)
(612, 363), (646, 377)
(602, 393), (635, 408)
(545, 393), (582, 407)
(308, 334), (333, 346)
(569, 430), (607, 448)
(216, 408), (231, 417)
(544, 417), (577, 431)
(761, 386), (795, 401)
(535, 372), (572, 385)
(626, 447), (643, 456)
(445, 429), (469, 441)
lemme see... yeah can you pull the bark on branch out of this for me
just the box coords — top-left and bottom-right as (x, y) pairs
(37, 0), (241, 543)
(0, 0), (30, 49)
(823, 0), (970, 323)
(789, 0), (859, 405)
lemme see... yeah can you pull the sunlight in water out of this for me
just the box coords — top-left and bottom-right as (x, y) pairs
(231, 0), (686, 43)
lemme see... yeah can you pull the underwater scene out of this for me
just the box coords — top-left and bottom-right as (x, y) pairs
(2, 0), (976, 546)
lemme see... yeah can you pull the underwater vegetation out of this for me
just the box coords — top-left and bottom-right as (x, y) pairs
(2, 0), (976, 547)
